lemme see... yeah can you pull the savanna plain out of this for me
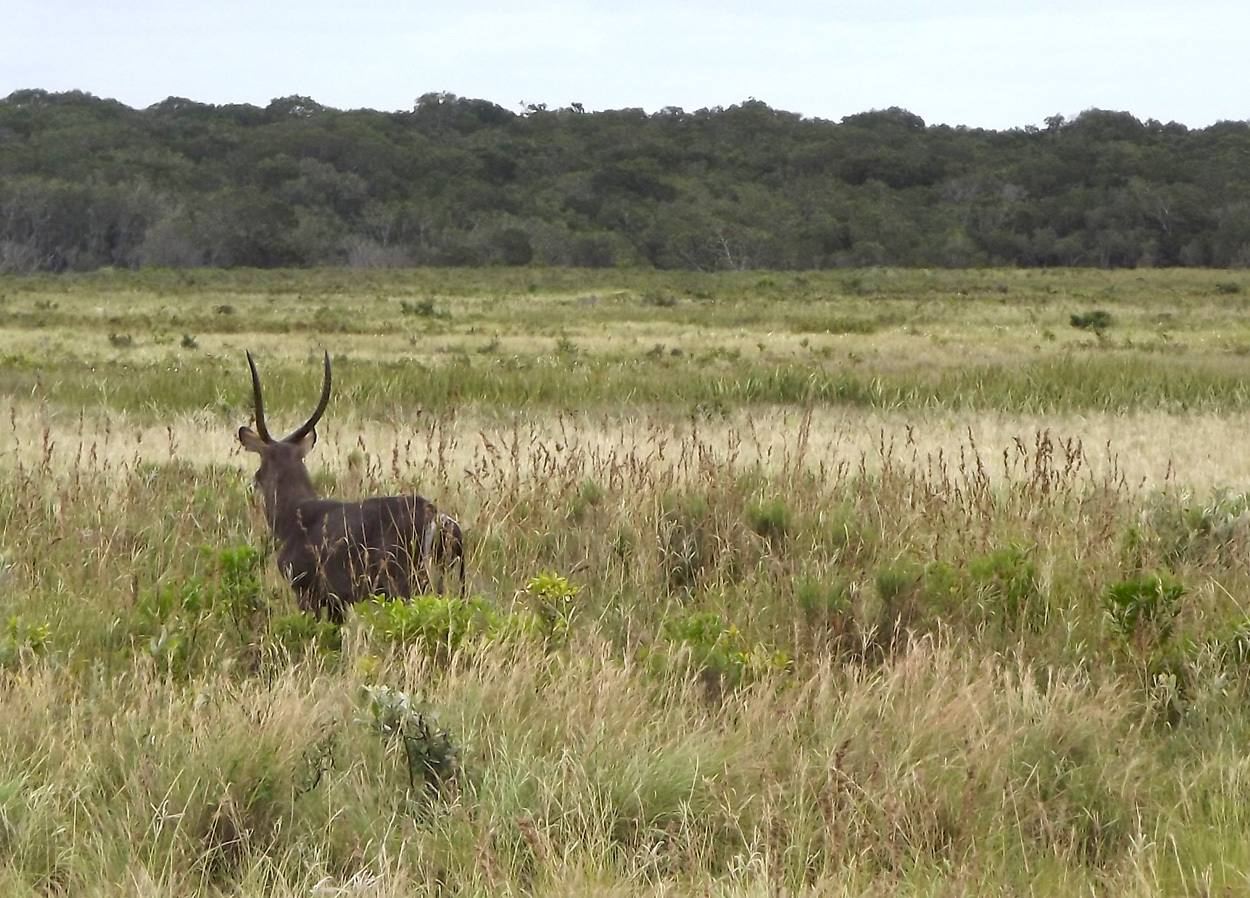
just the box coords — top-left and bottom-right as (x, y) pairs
(7, 267), (1250, 896)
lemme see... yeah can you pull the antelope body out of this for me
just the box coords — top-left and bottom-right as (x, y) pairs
(238, 352), (464, 622)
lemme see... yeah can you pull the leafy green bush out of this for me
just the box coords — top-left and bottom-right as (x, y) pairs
(566, 478), (606, 522)
(268, 611), (342, 662)
(132, 543), (268, 676)
(522, 571), (579, 647)
(874, 560), (925, 645)
(400, 298), (447, 318)
(745, 496), (792, 546)
(968, 545), (1045, 630)
(920, 560), (962, 615)
(657, 610), (790, 693)
(1215, 617), (1250, 669)
(359, 594), (499, 660)
(816, 502), (878, 565)
(1102, 573), (1185, 644)
(795, 576), (857, 653)
(0, 615), (51, 669)
(1010, 732), (1130, 866)
(795, 576), (851, 619)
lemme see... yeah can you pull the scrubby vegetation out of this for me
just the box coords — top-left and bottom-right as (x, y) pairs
(2, 268), (1250, 894)
(2, 89), (1250, 272)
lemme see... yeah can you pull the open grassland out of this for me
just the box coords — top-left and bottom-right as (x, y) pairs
(4, 268), (1250, 895)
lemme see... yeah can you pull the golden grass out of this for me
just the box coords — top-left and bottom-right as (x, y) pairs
(4, 401), (1248, 500)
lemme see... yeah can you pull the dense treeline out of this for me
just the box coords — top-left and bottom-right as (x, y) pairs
(1, 88), (1249, 273)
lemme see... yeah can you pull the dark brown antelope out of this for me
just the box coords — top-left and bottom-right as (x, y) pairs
(238, 351), (465, 622)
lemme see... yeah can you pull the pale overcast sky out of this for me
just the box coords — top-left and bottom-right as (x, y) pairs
(4, 0), (1246, 130)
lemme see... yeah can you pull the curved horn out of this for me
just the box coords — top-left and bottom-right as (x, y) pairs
(284, 351), (332, 443)
(245, 350), (272, 442)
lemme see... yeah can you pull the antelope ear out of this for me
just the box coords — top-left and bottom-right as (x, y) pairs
(292, 428), (317, 456)
(238, 426), (267, 453)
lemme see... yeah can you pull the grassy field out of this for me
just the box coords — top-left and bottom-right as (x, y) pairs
(3, 267), (1250, 895)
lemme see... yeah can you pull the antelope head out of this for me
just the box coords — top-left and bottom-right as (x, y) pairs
(238, 351), (332, 533)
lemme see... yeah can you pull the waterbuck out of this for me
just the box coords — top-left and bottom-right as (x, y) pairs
(238, 351), (464, 622)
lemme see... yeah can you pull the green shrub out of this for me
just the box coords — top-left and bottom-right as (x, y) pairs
(566, 478), (606, 522)
(1216, 617), (1250, 668)
(1070, 309), (1114, 333)
(816, 502), (878, 565)
(875, 561), (922, 604)
(968, 545), (1045, 630)
(795, 576), (851, 619)
(745, 496), (792, 546)
(921, 560), (963, 614)
(658, 610), (788, 693)
(0, 616), (51, 669)
(267, 612), (342, 662)
(871, 561), (928, 653)
(359, 595), (498, 660)
(1144, 491), (1250, 565)
(400, 298), (447, 318)
(795, 576), (858, 653)
(132, 543), (268, 676)
(1011, 732), (1129, 866)
(1102, 573), (1185, 644)
(522, 571), (580, 647)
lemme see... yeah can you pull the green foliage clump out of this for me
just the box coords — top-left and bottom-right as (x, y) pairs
(1103, 573), (1185, 645)
(1139, 491), (1250, 566)
(795, 576), (851, 620)
(816, 501), (878, 565)
(132, 543), (268, 676)
(795, 576), (858, 653)
(522, 571), (580, 647)
(1010, 733), (1130, 866)
(400, 298), (447, 318)
(359, 594), (499, 660)
(745, 496), (792, 546)
(566, 478), (606, 522)
(268, 611), (342, 662)
(1070, 309), (1114, 333)
(873, 560), (927, 649)
(968, 545), (1045, 630)
(657, 611), (790, 693)
(0, 616), (51, 669)
(1102, 572), (1191, 725)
